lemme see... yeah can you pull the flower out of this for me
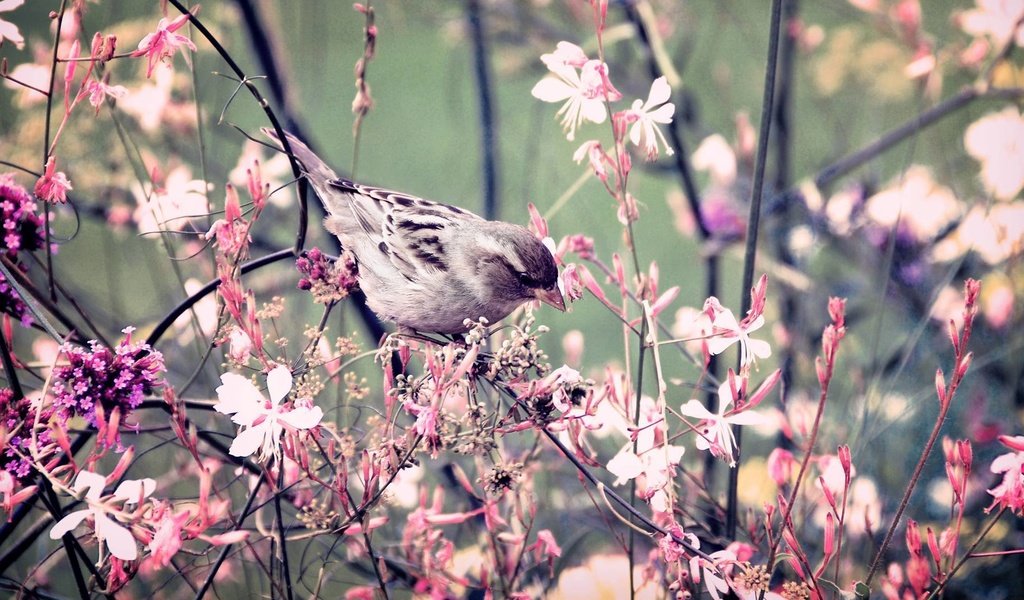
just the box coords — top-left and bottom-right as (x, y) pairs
(964, 106), (1024, 201)
(0, 0), (25, 50)
(572, 140), (609, 181)
(83, 79), (128, 112)
(627, 76), (676, 159)
(52, 327), (166, 447)
(680, 378), (764, 467)
(33, 157), (72, 204)
(3, 61), (49, 107)
(133, 165), (210, 233)
(693, 134), (738, 187)
(705, 303), (771, 366)
(214, 365), (323, 462)
(49, 470), (156, 561)
(532, 44), (621, 141)
(0, 174), (46, 325)
(1, 389), (54, 482)
(296, 247), (359, 304)
(987, 434), (1024, 515)
(958, 0), (1024, 47)
(131, 12), (198, 78)
(864, 166), (961, 241)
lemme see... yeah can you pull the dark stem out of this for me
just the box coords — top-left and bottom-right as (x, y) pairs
(729, 0), (784, 541)
(40, 0), (68, 302)
(467, 0), (500, 220)
(193, 474), (265, 600)
(274, 464), (294, 600)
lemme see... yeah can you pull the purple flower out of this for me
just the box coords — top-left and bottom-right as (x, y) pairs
(52, 327), (166, 448)
(0, 388), (54, 483)
(0, 174), (47, 326)
(296, 247), (359, 304)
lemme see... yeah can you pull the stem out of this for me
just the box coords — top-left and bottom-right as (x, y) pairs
(729, 0), (784, 541)
(467, 0), (500, 221)
(193, 474), (265, 600)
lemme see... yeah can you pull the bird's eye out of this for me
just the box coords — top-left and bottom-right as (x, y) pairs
(516, 272), (536, 287)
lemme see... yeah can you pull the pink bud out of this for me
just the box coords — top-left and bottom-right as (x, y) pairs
(935, 369), (947, 407)
(957, 439), (972, 470)
(838, 444), (852, 478)
(955, 352), (972, 381)
(824, 512), (835, 556)
(905, 519), (921, 555)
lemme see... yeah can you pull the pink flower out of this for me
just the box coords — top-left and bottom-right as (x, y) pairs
(147, 509), (190, 567)
(131, 12), (198, 78)
(532, 44), (621, 141)
(573, 139), (609, 181)
(680, 376), (764, 467)
(4, 61), (48, 107)
(49, 470), (156, 561)
(34, 157), (72, 204)
(214, 365), (323, 462)
(627, 76), (676, 160)
(987, 434), (1024, 515)
(704, 301), (772, 367)
(693, 134), (738, 187)
(0, 0), (25, 50)
(958, 0), (1024, 47)
(964, 106), (1024, 201)
(83, 79), (128, 112)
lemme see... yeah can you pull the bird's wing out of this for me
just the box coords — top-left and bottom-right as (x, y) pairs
(329, 178), (482, 281)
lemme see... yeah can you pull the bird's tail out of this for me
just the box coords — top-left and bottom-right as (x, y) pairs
(261, 128), (347, 215)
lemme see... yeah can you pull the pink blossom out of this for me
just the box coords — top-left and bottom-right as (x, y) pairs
(3, 61), (48, 107)
(964, 106), (1024, 201)
(83, 79), (128, 112)
(540, 41), (589, 69)
(147, 510), (190, 567)
(626, 76), (675, 160)
(49, 470), (156, 561)
(958, 0), (1024, 47)
(34, 157), (72, 204)
(532, 46), (621, 141)
(987, 434), (1024, 515)
(679, 375), (765, 467)
(0, 0), (25, 50)
(693, 134), (738, 187)
(131, 12), (198, 78)
(573, 139), (609, 181)
(703, 301), (772, 367)
(214, 365), (323, 462)
(133, 165), (209, 232)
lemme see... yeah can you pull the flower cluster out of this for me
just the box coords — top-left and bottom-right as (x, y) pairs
(296, 247), (359, 304)
(52, 327), (166, 447)
(0, 388), (53, 482)
(532, 41), (675, 159)
(0, 174), (47, 325)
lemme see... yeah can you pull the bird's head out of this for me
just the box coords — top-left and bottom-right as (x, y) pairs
(476, 224), (565, 313)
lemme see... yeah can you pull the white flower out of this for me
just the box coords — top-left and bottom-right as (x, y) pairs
(959, 0), (1024, 47)
(628, 76), (676, 160)
(0, 0), (25, 50)
(706, 306), (771, 367)
(49, 470), (156, 561)
(215, 365), (323, 462)
(532, 57), (621, 141)
(680, 380), (764, 467)
(964, 106), (1024, 201)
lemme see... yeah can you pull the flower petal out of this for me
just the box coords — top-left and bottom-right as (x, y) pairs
(679, 399), (714, 420)
(279, 405), (323, 430)
(644, 76), (672, 109)
(215, 372), (265, 424)
(266, 365), (293, 405)
(74, 470), (107, 500)
(531, 77), (575, 103)
(114, 478), (156, 504)
(229, 424), (266, 458)
(96, 513), (138, 561)
(49, 509), (90, 539)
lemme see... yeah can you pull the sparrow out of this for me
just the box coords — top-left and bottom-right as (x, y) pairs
(264, 129), (565, 334)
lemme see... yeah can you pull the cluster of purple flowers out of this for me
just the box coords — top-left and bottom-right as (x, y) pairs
(52, 328), (166, 447)
(0, 388), (53, 482)
(0, 175), (47, 326)
(296, 247), (359, 304)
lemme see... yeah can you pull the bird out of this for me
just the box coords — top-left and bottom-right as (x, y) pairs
(264, 128), (565, 334)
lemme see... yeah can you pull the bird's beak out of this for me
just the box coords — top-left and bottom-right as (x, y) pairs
(535, 286), (566, 312)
